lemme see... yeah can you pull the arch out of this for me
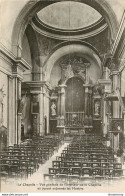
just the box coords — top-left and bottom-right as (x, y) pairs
(25, 24), (41, 80)
(25, 24), (40, 59)
(43, 40), (102, 66)
(11, 0), (119, 57)
(44, 42), (102, 82)
(64, 75), (85, 85)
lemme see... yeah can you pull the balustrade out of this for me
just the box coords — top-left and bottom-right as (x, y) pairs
(65, 112), (85, 128)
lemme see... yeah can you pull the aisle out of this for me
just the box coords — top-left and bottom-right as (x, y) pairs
(23, 142), (70, 183)
(1, 142), (70, 192)
(1, 141), (125, 193)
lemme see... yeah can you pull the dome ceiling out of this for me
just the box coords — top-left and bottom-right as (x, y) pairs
(37, 2), (102, 30)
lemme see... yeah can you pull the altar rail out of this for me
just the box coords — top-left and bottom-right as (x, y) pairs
(65, 112), (85, 128)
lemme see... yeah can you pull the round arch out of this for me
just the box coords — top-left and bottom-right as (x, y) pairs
(44, 42), (102, 82)
(25, 24), (41, 80)
(64, 75), (85, 85)
(11, 0), (119, 57)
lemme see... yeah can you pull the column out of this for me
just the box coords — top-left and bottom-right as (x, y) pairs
(112, 71), (120, 118)
(57, 88), (61, 116)
(83, 84), (89, 127)
(123, 111), (125, 136)
(59, 84), (67, 127)
(84, 64), (90, 126)
(8, 75), (14, 146)
(103, 98), (108, 136)
(44, 87), (50, 135)
(12, 76), (18, 144)
(39, 87), (44, 136)
(112, 70), (120, 151)
(99, 68), (111, 137)
(57, 88), (61, 127)
(17, 78), (22, 144)
(88, 87), (93, 126)
(12, 75), (22, 144)
(60, 84), (67, 117)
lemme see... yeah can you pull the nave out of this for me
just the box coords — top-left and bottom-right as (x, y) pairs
(1, 133), (125, 192)
(0, 0), (125, 193)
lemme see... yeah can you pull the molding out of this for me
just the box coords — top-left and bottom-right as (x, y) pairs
(35, 14), (105, 33)
(0, 43), (16, 61)
(33, 14), (107, 37)
(110, 70), (120, 76)
(30, 90), (42, 94)
(83, 84), (93, 87)
(22, 81), (52, 90)
(15, 59), (32, 71)
(98, 79), (111, 85)
(0, 51), (13, 67)
(0, 66), (12, 76)
(31, 20), (108, 41)
(0, 43), (32, 71)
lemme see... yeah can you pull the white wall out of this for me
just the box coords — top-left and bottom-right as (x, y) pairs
(0, 71), (8, 128)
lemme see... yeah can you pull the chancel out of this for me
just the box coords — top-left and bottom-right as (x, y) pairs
(0, 0), (125, 190)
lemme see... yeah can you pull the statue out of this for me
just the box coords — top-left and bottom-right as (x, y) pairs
(64, 63), (74, 80)
(95, 101), (100, 116)
(51, 102), (56, 116)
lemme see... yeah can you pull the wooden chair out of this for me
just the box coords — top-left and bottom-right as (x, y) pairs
(81, 168), (92, 176)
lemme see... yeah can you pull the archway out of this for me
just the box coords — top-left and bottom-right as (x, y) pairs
(45, 42), (102, 83)
(11, 0), (119, 57)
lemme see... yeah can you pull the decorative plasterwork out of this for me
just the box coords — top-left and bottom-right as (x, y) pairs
(59, 56), (90, 83)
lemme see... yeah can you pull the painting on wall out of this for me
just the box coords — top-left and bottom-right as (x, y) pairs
(31, 102), (39, 114)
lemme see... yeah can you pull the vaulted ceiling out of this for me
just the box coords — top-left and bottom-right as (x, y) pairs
(37, 2), (102, 30)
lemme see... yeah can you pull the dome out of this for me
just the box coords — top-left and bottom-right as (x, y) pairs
(37, 1), (102, 30)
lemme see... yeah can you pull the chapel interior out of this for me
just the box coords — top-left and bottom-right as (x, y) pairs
(0, 0), (125, 188)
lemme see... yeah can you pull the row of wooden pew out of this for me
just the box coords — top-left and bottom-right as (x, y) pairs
(44, 134), (123, 182)
(0, 134), (63, 180)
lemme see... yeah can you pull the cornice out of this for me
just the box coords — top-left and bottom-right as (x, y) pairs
(34, 14), (105, 34)
(22, 81), (52, 90)
(98, 79), (111, 85)
(31, 20), (107, 41)
(0, 43), (32, 71)
(0, 66), (12, 76)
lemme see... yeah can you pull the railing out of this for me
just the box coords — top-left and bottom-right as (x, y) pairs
(65, 112), (85, 128)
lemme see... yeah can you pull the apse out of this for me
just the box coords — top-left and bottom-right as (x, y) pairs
(50, 53), (102, 88)
(65, 77), (85, 112)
